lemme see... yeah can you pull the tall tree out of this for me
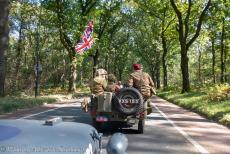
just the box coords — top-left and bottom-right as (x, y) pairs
(54, 0), (96, 92)
(12, 0), (26, 91)
(220, 17), (225, 83)
(134, 0), (176, 89)
(0, 0), (9, 96)
(219, 0), (228, 83)
(170, 0), (211, 92)
(91, 0), (122, 77)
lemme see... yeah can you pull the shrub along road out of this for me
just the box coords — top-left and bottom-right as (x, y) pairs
(0, 96), (230, 154)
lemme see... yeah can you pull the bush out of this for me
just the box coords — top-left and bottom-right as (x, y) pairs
(207, 84), (230, 101)
(220, 114), (230, 127)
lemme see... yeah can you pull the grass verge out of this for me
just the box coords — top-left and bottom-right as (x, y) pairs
(157, 90), (230, 127)
(0, 86), (90, 115)
(0, 96), (56, 114)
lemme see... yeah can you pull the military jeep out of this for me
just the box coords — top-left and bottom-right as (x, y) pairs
(89, 87), (147, 134)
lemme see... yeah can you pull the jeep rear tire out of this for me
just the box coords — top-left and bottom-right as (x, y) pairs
(138, 119), (145, 134)
(113, 87), (144, 115)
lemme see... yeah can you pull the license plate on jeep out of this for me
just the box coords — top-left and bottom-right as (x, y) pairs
(96, 116), (108, 122)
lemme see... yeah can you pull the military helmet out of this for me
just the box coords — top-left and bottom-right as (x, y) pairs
(95, 68), (107, 79)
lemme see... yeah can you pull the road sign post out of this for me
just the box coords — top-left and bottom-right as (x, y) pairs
(34, 62), (42, 98)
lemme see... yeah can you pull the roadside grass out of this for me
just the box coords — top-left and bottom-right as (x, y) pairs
(0, 96), (56, 114)
(157, 88), (230, 127)
(41, 86), (91, 100)
(0, 86), (90, 115)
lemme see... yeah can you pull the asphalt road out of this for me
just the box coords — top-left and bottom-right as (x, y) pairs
(2, 96), (230, 154)
(19, 102), (199, 153)
(22, 107), (195, 154)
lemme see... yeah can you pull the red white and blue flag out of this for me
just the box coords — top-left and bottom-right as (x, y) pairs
(75, 21), (94, 54)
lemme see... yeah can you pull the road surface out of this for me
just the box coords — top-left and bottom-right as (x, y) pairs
(0, 96), (229, 154)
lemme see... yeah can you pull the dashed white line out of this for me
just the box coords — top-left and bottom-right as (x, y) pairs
(152, 104), (210, 154)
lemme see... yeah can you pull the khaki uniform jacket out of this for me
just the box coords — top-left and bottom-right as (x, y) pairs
(90, 77), (107, 95)
(128, 70), (155, 98)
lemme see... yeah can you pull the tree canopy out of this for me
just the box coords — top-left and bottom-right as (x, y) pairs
(0, 0), (229, 96)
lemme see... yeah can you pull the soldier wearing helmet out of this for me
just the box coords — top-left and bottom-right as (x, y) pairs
(128, 64), (156, 114)
(90, 69), (108, 95)
(106, 73), (117, 93)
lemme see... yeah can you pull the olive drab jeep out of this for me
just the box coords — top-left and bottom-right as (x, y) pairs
(89, 87), (147, 134)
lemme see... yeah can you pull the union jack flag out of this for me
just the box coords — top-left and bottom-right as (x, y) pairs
(75, 21), (94, 54)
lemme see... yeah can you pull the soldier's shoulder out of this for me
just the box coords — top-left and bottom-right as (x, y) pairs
(143, 72), (150, 77)
(132, 71), (142, 75)
(130, 72), (135, 76)
(143, 72), (149, 75)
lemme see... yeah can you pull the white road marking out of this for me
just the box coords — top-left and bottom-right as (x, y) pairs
(18, 103), (82, 120)
(18, 107), (61, 120)
(152, 104), (209, 154)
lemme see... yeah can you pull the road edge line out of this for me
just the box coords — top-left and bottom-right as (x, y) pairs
(153, 104), (210, 154)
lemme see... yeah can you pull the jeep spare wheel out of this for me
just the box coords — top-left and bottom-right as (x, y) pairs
(113, 87), (144, 115)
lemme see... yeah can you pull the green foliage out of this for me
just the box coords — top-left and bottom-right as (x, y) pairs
(220, 114), (230, 127)
(207, 84), (230, 101)
(5, 0), (230, 95)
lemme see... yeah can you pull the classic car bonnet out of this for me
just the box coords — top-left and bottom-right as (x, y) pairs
(0, 119), (101, 154)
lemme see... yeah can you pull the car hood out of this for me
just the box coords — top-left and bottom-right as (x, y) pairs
(0, 119), (99, 154)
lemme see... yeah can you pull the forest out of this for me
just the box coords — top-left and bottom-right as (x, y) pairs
(0, 1), (229, 125)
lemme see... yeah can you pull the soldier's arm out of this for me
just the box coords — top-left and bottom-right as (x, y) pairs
(148, 74), (156, 95)
(148, 75), (155, 88)
(128, 75), (134, 87)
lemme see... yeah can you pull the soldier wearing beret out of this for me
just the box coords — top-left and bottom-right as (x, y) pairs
(128, 63), (156, 114)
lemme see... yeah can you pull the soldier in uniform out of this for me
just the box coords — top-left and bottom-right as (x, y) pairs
(115, 81), (123, 93)
(106, 74), (117, 93)
(87, 68), (107, 114)
(89, 68), (108, 95)
(128, 63), (156, 114)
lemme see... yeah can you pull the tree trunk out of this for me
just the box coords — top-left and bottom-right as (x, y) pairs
(211, 37), (216, 83)
(161, 32), (168, 89)
(198, 49), (202, 85)
(224, 45), (228, 82)
(14, 21), (23, 91)
(220, 18), (225, 83)
(155, 61), (161, 89)
(0, 0), (9, 97)
(68, 57), (77, 92)
(150, 66), (156, 87)
(181, 44), (190, 93)
(80, 68), (83, 86)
